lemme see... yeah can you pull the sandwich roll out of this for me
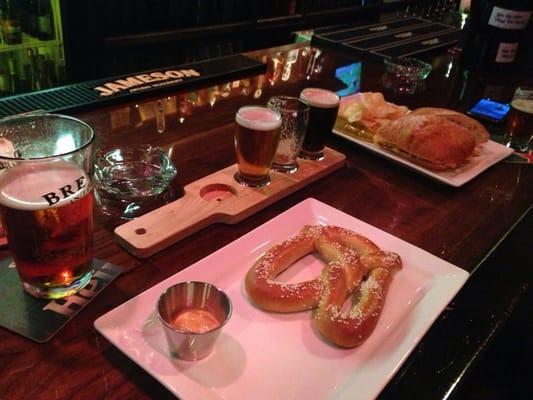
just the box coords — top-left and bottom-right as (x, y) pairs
(410, 107), (489, 144)
(374, 114), (477, 171)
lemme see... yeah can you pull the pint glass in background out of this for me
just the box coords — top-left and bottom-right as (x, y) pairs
(299, 88), (340, 160)
(234, 106), (282, 187)
(504, 87), (533, 152)
(0, 114), (95, 299)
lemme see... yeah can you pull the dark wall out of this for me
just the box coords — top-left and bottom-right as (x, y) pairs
(60, 0), (381, 82)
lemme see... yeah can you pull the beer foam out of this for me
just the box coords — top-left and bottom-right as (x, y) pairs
(0, 161), (89, 210)
(236, 106), (281, 131)
(300, 88), (340, 109)
(512, 99), (533, 114)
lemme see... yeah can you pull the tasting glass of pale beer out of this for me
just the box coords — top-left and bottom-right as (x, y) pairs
(299, 88), (340, 160)
(267, 96), (309, 173)
(504, 87), (533, 152)
(234, 106), (282, 187)
(0, 114), (95, 299)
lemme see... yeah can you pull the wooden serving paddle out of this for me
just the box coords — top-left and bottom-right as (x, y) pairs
(114, 147), (345, 258)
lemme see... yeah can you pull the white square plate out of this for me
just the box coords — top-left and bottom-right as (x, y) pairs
(95, 198), (469, 400)
(333, 127), (513, 187)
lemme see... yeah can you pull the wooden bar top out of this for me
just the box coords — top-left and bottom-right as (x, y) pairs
(1, 40), (532, 400)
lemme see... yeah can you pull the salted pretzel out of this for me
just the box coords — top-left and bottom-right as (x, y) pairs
(314, 249), (401, 348)
(245, 224), (402, 347)
(244, 225), (364, 312)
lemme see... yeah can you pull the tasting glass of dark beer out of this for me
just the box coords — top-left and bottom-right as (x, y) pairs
(234, 106), (282, 187)
(504, 87), (533, 152)
(299, 88), (340, 160)
(0, 114), (95, 299)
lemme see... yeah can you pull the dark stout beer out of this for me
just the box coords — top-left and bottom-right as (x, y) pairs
(299, 88), (340, 160)
(0, 161), (94, 298)
(234, 106), (281, 187)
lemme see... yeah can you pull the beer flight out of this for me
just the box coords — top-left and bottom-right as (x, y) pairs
(0, 87), (340, 300)
(234, 87), (340, 187)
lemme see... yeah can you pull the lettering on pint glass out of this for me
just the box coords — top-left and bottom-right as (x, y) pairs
(42, 176), (87, 206)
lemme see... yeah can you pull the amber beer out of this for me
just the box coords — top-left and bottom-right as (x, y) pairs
(505, 96), (533, 152)
(299, 88), (340, 160)
(234, 106), (281, 187)
(0, 161), (94, 298)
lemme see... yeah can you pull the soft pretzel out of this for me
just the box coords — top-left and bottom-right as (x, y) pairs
(245, 225), (364, 312)
(314, 250), (401, 348)
(244, 224), (401, 347)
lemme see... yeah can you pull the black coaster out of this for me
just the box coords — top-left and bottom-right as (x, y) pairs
(0, 258), (122, 343)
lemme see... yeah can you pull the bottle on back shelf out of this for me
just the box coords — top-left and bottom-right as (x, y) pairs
(1, 0), (22, 44)
(7, 55), (17, 94)
(0, 59), (10, 96)
(24, 0), (39, 39)
(36, 0), (54, 40)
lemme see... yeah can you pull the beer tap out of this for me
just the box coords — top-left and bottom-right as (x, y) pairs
(208, 85), (220, 107)
(306, 48), (322, 80)
(253, 74), (264, 99)
(156, 100), (166, 134)
(269, 52), (284, 86)
(282, 49), (299, 82)
(240, 79), (251, 96)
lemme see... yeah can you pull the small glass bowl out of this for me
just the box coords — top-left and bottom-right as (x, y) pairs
(93, 145), (178, 222)
(384, 57), (432, 94)
(384, 57), (432, 79)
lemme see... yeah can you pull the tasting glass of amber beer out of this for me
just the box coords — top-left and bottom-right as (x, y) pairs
(504, 87), (533, 152)
(234, 106), (282, 187)
(299, 88), (340, 160)
(0, 114), (95, 299)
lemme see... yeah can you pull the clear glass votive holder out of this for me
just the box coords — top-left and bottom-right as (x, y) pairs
(93, 144), (177, 223)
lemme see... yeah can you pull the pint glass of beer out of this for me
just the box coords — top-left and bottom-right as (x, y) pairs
(504, 87), (533, 153)
(234, 106), (282, 187)
(0, 114), (95, 299)
(299, 88), (340, 160)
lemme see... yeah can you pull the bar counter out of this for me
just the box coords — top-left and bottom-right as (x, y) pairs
(1, 41), (532, 399)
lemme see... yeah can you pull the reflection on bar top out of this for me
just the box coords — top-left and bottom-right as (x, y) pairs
(104, 45), (339, 134)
